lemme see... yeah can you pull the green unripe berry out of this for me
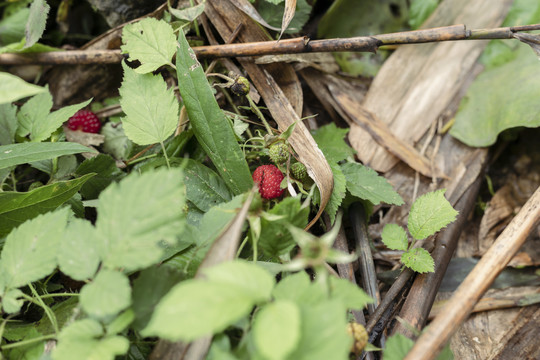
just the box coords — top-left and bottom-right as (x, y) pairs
(231, 76), (250, 96)
(268, 142), (289, 164)
(291, 162), (307, 180)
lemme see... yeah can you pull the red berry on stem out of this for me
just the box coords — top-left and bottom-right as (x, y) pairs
(252, 165), (284, 199)
(67, 110), (101, 133)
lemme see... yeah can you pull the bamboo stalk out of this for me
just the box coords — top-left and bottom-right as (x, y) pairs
(0, 24), (538, 65)
(404, 185), (540, 360)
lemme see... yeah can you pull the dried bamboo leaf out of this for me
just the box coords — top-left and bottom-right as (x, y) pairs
(279, 0), (297, 40)
(229, 0), (281, 31)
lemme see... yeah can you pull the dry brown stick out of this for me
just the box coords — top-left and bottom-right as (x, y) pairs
(1, 23), (539, 65)
(405, 185), (540, 360)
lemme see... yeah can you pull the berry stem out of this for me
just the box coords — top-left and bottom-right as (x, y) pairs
(247, 95), (274, 135)
(160, 141), (171, 169)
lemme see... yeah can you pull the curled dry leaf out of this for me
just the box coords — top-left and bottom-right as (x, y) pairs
(229, 0), (281, 32)
(280, 0), (297, 40)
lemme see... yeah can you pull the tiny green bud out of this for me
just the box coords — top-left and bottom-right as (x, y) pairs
(231, 76), (250, 96)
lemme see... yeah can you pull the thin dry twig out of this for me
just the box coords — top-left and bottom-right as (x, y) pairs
(1, 24), (539, 65)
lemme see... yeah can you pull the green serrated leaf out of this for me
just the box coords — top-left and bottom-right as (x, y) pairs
(0, 103), (18, 145)
(2, 288), (24, 313)
(183, 159), (233, 212)
(0, 6), (29, 45)
(96, 168), (185, 272)
(323, 161), (346, 223)
(0, 173), (95, 237)
(0, 72), (45, 105)
(0, 142), (95, 170)
(272, 271), (326, 306)
(57, 218), (100, 281)
(121, 18), (177, 74)
(383, 334), (415, 360)
(80, 270), (131, 320)
(341, 162), (404, 206)
(143, 261), (274, 341)
(54, 319), (129, 360)
(259, 196), (309, 258)
(407, 189), (458, 240)
(328, 276), (374, 310)
(119, 62), (178, 145)
(381, 223), (409, 251)
(312, 123), (356, 163)
(132, 266), (185, 331)
(253, 300), (300, 360)
(176, 30), (253, 195)
(24, 0), (50, 49)
(401, 248), (434, 273)
(17, 89), (91, 141)
(0, 208), (69, 289)
(101, 122), (133, 160)
(75, 154), (125, 199)
(169, 2), (205, 22)
(286, 300), (351, 360)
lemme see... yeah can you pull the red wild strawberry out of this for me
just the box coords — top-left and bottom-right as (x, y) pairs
(67, 110), (101, 133)
(252, 165), (284, 199)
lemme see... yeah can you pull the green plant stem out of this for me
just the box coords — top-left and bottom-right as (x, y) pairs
(27, 284), (59, 335)
(1, 334), (56, 350)
(247, 95), (274, 135)
(160, 141), (171, 169)
(236, 236), (249, 258)
(39, 293), (79, 299)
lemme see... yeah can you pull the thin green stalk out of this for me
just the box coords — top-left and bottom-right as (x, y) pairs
(39, 293), (79, 299)
(27, 284), (59, 335)
(160, 141), (171, 169)
(247, 95), (274, 135)
(1, 334), (56, 350)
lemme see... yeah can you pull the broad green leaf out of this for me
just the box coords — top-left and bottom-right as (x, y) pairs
(106, 309), (135, 335)
(0, 173), (95, 236)
(407, 189), (458, 240)
(119, 62), (178, 145)
(132, 266), (185, 331)
(259, 196), (309, 258)
(101, 122), (133, 160)
(401, 248), (434, 273)
(176, 30), (252, 195)
(320, 161), (346, 224)
(80, 270), (131, 319)
(253, 300), (301, 360)
(202, 261), (275, 299)
(286, 300), (351, 360)
(272, 271), (326, 306)
(183, 159), (233, 212)
(383, 334), (415, 360)
(0, 142), (95, 170)
(143, 261), (274, 341)
(312, 123), (355, 163)
(408, 0), (440, 29)
(2, 288), (24, 313)
(0, 208), (69, 289)
(341, 162), (404, 206)
(36, 297), (79, 336)
(96, 168), (185, 272)
(24, 0), (50, 48)
(43, 99), (92, 141)
(16, 89), (52, 138)
(328, 276), (374, 310)
(0, 72), (46, 105)
(381, 223), (409, 251)
(75, 154), (125, 199)
(450, 46), (540, 147)
(169, 2), (205, 22)
(0, 103), (17, 145)
(0, 6), (29, 45)
(121, 18), (177, 74)
(4, 327), (44, 360)
(53, 319), (129, 360)
(57, 218), (100, 281)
